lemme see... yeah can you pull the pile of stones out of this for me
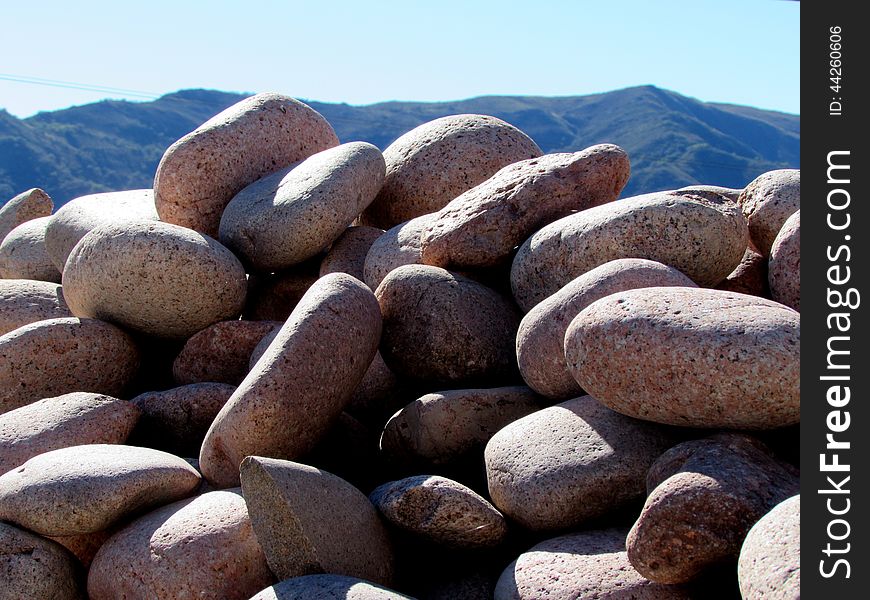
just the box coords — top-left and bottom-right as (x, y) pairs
(0, 92), (800, 599)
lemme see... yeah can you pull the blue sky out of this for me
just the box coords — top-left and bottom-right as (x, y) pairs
(1, 0), (799, 117)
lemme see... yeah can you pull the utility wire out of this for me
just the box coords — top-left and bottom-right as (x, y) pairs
(0, 73), (160, 99)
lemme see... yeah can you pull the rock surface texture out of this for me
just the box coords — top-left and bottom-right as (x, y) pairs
(738, 495), (800, 600)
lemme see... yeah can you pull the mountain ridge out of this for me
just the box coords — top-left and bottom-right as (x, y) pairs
(0, 85), (799, 207)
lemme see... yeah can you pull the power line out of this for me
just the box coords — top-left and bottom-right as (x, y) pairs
(0, 73), (160, 100)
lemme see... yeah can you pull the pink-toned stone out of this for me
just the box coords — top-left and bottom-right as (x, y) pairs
(0, 392), (140, 473)
(44, 189), (157, 272)
(200, 273), (381, 488)
(0, 521), (85, 600)
(62, 220), (247, 339)
(768, 210), (800, 311)
(676, 184), (742, 202)
(131, 383), (235, 456)
(494, 529), (691, 600)
(49, 528), (116, 569)
(510, 191), (748, 311)
(0, 278), (71, 335)
(0, 187), (53, 244)
(0, 216), (61, 282)
(240, 457), (394, 585)
(738, 495), (800, 599)
(154, 92), (339, 237)
(243, 257), (321, 321)
(0, 444), (201, 536)
(421, 144), (630, 269)
(627, 434), (799, 584)
(517, 258), (696, 400)
(737, 169), (800, 257)
(715, 245), (770, 298)
(564, 286), (800, 429)
(320, 225), (385, 282)
(220, 142), (385, 272)
(363, 214), (434, 290)
(361, 114), (542, 229)
(172, 320), (281, 385)
(0, 317), (139, 415)
(88, 489), (274, 600)
(251, 574), (413, 600)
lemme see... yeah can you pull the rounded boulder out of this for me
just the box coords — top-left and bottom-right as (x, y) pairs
(0, 521), (85, 600)
(738, 169), (800, 257)
(0, 216), (61, 282)
(0, 187), (53, 243)
(768, 210), (800, 311)
(738, 495), (800, 600)
(0, 279), (71, 335)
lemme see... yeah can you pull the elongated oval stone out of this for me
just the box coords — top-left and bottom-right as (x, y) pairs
(0, 278), (71, 336)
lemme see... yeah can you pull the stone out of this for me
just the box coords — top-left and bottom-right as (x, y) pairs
(494, 529), (691, 600)
(48, 528), (116, 569)
(737, 169), (800, 256)
(0, 392), (140, 473)
(0, 216), (61, 282)
(62, 220), (247, 339)
(676, 184), (742, 202)
(345, 350), (405, 426)
(0, 317), (139, 415)
(0, 444), (201, 536)
(715, 245), (770, 298)
(243, 257), (321, 321)
(131, 383), (236, 456)
(220, 142), (385, 272)
(564, 286), (800, 429)
(420, 144), (630, 269)
(172, 320), (281, 385)
(626, 434), (800, 584)
(240, 456), (394, 585)
(320, 225), (385, 282)
(0, 187), (53, 244)
(0, 521), (85, 600)
(738, 495), (800, 600)
(154, 92), (339, 237)
(0, 278), (71, 335)
(361, 114), (542, 229)
(200, 273), (381, 488)
(250, 575), (413, 600)
(370, 475), (508, 549)
(768, 210), (800, 311)
(381, 386), (544, 467)
(363, 214), (434, 290)
(88, 489), (274, 600)
(510, 191), (748, 311)
(375, 265), (520, 387)
(484, 395), (676, 532)
(44, 189), (158, 272)
(516, 259), (696, 400)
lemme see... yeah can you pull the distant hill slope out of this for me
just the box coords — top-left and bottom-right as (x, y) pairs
(0, 86), (799, 207)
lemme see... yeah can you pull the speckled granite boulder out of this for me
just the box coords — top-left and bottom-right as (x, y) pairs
(517, 259), (696, 400)
(0, 392), (140, 473)
(251, 575), (413, 600)
(0, 521), (85, 600)
(0, 278), (71, 335)
(676, 184), (742, 202)
(0, 444), (200, 536)
(768, 210), (800, 311)
(172, 320), (281, 385)
(375, 265), (520, 386)
(485, 395), (676, 532)
(738, 169), (800, 257)
(321, 225), (385, 281)
(0, 216), (61, 282)
(154, 92), (339, 237)
(48, 528), (116, 569)
(564, 286), (800, 429)
(363, 214), (434, 290)
(131, 383), (235, 455)
(0, 317), (139, 414)
(361, 114), (542, 229)
(371, 475), (507, 549)
(220, 142), (385, 272)
(243, 257), (321, 321)
(240, 457), (394, 585)
(421, 144), (630, 269)
(200, 273), (381, 488)
(495, 529), (690, 600)
(510, 191), (747, 311)
(44, 189), (158, 272)
(0, 187), (53, 243)
(715, 245), (770, 297)
(88, 489), (274, 600)
(62, 220), (247, 339)
(381, 386), (543, 467)
(738, 495), (800, 600)
(627, 434), (800, 584)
